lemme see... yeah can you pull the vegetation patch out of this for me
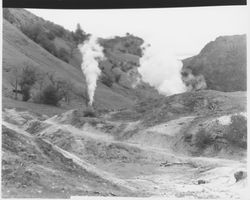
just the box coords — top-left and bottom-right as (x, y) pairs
(194, 128), (214, 150)
(223, 115), (247, 148)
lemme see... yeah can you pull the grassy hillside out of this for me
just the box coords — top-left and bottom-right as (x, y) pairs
(2, 8), (159, 112)
(3, 19), (136, 109)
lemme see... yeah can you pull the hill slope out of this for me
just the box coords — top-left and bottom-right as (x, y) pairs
(2, 8), (159, 111)
(181, 35), (246, 92)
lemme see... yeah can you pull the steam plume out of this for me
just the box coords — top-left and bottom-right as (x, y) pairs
(78, 36), (105, 106)
(139, 42), (186, 96)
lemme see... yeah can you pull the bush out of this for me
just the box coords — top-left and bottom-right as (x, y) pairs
(21, 24), (58, 57)
(52, 26), (65, 37)
(19, 66), (38, 101)
(41, 85), (62, 106)
(40, 38), (57, 56)
(47, 31), (56, 40)
(194, 128), (213, 149)
(224, 115), (247, 148)
(100, 75), (113, 87)
(21, 24), (42, 42)
(83, 109), (96, 117)
(32, 92), (44, 104)
(57, 48), (69, 62)
(21, 85), (32, 101)
(73, 24), (88, 44)
(115, 74), (121, 83)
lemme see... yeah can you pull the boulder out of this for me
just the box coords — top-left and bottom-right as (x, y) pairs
(234, 171), (247, 182)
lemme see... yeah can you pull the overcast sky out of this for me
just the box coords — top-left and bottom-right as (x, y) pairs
(27, 6), (247, 58)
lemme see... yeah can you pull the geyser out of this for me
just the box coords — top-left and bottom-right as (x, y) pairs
(139, 42), (187, 96)
(78, 36), (105, 106)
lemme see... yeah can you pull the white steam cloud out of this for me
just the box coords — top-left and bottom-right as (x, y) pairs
(78, 36), (105, 106)
(139, 42), (186, 96)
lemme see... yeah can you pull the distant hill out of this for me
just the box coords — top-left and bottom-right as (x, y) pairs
(182, 35), (246, 92)
(2, 8), (160, 111)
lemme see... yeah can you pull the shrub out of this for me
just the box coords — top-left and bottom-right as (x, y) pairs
(19, 66), (38, 101)
(100, 75), (113, 87)
(32, 92), (44, 104)
(194, 128), (213, 149)
(57, 48), (69, 62)
(224, 115), (247, 148)
(21, 85), (32, 101)
(21, 24), (42, 42)
(52, 26), (65, 37)
(73, 24), (88, 44)
(115, 74), (121, 83)
(21, 24), (58, 57)
(83, 110), (96, 117)
(19, 67), (37, 86)
(47, 31), (56, 40)
(56, 79), (73, 104)
(41, 85), (62, 106)
(40, 39), (57, 56)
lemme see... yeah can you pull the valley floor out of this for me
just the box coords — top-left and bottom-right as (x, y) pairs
(1, 103), (248, 199)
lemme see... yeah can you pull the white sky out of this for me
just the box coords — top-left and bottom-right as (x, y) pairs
(27, 6), (247, 58)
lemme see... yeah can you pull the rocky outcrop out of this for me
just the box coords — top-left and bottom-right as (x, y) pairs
(99, 35), (144, 89)
(182, 35), (246, 92)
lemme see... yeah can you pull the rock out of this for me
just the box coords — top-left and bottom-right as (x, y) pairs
(234, 171), (247, 182)
(197, 180), (206, 184)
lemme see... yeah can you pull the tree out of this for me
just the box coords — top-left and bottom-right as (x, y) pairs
(57, 48), (69, 63)
(56, 78), (74, 104)
(21, 24), (42, 42)
(36, 71), (47, 92)
(9, 66), (38, 101)
(73, 23), (87, 44)
(9, 68), (21, 100)
(19, 66), (38, 101)
(46, 31), (56, 40)
(39, 72), (74, 105)
(42, 84), (62, 106)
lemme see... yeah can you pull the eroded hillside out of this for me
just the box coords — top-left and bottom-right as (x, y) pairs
(2, 90), (247, 198)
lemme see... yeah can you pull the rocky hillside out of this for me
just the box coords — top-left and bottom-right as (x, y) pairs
(2, 8), (159, 111)
(182, 35), (246, 92)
